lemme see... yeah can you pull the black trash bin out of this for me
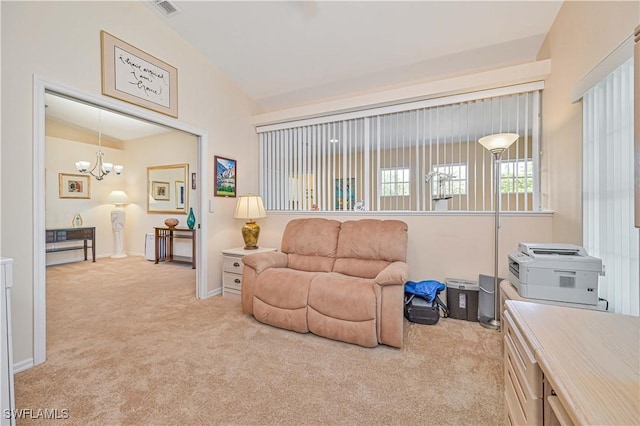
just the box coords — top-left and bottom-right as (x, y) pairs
(445, 278), (479, 322)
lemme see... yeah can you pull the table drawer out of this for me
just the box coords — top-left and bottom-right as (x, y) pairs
(503, 310), (543, 397)
(223, 272), (243, 291)
(223, 256), (244, 274)
(505, 335), (543, 424)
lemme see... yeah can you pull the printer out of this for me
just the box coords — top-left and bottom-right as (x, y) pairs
(508, 242), (604, 305)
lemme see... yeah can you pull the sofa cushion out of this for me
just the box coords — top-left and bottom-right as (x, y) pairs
(307, 273), (377, 321)
(253, 268), (317, 333)
(307, 273), (378, 347)
(281, 218), (341, 272)
(334, 219), (408, 278)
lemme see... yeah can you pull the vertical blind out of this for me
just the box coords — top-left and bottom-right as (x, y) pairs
(583, 56), (639, 315)
(259, 86), (541, 213)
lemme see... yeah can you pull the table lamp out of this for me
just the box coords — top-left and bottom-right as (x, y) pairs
(234, 194), (266, 249)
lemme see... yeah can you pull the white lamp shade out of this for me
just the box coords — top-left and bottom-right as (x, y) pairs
(478, 133), (519, 153)
(234, 195), (266, 220)
(106, 190), (130, 205)
(76, 161), (91, 172)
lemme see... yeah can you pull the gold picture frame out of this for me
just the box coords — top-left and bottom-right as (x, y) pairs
(100, 30), (178, 117)
(59, 173), (91, 199)
(152, 181), (170, 201)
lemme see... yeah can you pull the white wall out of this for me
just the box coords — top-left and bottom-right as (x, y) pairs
(256, 213), (552, 284)
(45, 136), (127, 263)
(45, 129), (198, 262)
(1, 1), (260, 366)
(537, 1), (640, 244)
(124, 130), (198, 257)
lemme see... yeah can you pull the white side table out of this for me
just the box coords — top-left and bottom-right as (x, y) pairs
(221, 247), (277, 297)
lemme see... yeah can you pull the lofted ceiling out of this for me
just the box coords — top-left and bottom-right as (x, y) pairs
(47, 1), (563, 141)
(146, 0), (563, 112)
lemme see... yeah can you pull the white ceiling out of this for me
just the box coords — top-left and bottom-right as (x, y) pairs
(147, 0), (563, 112)
(45, 93), (170, 141)
(47, 1), (563, 140)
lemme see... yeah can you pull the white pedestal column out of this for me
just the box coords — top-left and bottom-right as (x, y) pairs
(111, 208), (127, 259)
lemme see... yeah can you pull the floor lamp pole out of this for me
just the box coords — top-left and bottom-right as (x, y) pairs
(484, 150), (503, 330)
(477, 132), (519, 331)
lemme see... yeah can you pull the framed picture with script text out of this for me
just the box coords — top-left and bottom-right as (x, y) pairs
(101, 31), (178, 117)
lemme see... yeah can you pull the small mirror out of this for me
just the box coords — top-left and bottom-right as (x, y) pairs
(147, 163), (189, 214)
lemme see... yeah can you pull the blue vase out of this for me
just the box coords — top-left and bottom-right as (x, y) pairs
(187, 207), (196, 229)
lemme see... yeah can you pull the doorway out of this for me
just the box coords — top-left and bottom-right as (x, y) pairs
(33, 78), (209, 366)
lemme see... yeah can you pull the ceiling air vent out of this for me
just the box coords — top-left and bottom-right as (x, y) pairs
(151, 0), (181, 17)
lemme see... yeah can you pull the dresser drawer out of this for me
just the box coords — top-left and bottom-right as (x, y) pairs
(504, 335), (543, 424)
(223, 256), (244, 274)
(223, 272), (243, 291)
(503, 310), (543, 397)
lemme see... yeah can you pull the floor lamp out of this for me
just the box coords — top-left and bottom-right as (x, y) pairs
(478, 133), (519, 330)
(107, 190), (130, 259)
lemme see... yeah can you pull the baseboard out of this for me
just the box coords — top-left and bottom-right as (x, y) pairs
(46, 253), (146, 266)
(14, 357), (34, 373)
(207, 288), (222, 298)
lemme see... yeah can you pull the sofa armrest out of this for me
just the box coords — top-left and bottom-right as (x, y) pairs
(242, 251), (288, 274)
(374, 261), (409, 286)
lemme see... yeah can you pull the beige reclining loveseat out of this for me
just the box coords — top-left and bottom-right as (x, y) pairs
(241, 218), (409, 348)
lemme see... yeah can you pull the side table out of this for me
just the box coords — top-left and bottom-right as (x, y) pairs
(154, 227), (196, 269)
(221, 247), (277, 297)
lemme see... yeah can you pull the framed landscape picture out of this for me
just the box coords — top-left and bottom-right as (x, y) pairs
(214, 156), (236, 197)
(59, 173), (90, 199)
(152, 181), (170, 200)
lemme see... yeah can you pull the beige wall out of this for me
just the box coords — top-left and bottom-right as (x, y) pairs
(1, 2), (260, 366)
(45, 128), (198, 263)
(257, 213), (552, 285)
(537, 1), (640, 244)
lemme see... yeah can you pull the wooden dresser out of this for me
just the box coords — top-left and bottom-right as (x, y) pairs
(503, 300), (639, 425)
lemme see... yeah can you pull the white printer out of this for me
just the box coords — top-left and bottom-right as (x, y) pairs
(508, 242), (604, 305)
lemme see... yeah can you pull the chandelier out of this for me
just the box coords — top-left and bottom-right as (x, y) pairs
(75, 110), (123, 180)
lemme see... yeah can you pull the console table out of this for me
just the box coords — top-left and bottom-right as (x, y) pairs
(154, 227), (196, 269)
(45, 227), (95, 262)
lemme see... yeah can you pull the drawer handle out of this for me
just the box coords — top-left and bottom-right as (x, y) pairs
(234, 278), (241, 284)
(233, 262), (241, 267)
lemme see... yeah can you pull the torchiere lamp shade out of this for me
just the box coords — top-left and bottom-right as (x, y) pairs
(234, 195), (267, 250)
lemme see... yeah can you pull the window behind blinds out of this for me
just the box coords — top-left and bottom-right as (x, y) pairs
(259, 85), (541, 213)
(583, 56), (639, 315)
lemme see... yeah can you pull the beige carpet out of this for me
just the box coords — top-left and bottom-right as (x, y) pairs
(15, 257), (503, 425)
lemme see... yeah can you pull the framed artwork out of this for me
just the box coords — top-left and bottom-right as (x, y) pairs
(152, 181), (170, 200)
(214, 156), (237, 197)
(335, 178), (355, 210)
(191, 172), (197, 190)
(176, 180), (185, 209)
(59, 173), (91, 199)
(100, 30), (178, 118)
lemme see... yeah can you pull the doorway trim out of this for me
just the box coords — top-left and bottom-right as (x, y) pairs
(33, 75), (209, 365)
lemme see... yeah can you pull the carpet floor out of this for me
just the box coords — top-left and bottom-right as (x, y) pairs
(15, 256), (503, 425)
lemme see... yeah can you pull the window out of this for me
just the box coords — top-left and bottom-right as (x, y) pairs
(258, 84), (541, 212)
(582, 56), (638, 315)
(500, 159), (533, 193)
(381, 168), (410, 196)
(432, 164), (467, 196)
